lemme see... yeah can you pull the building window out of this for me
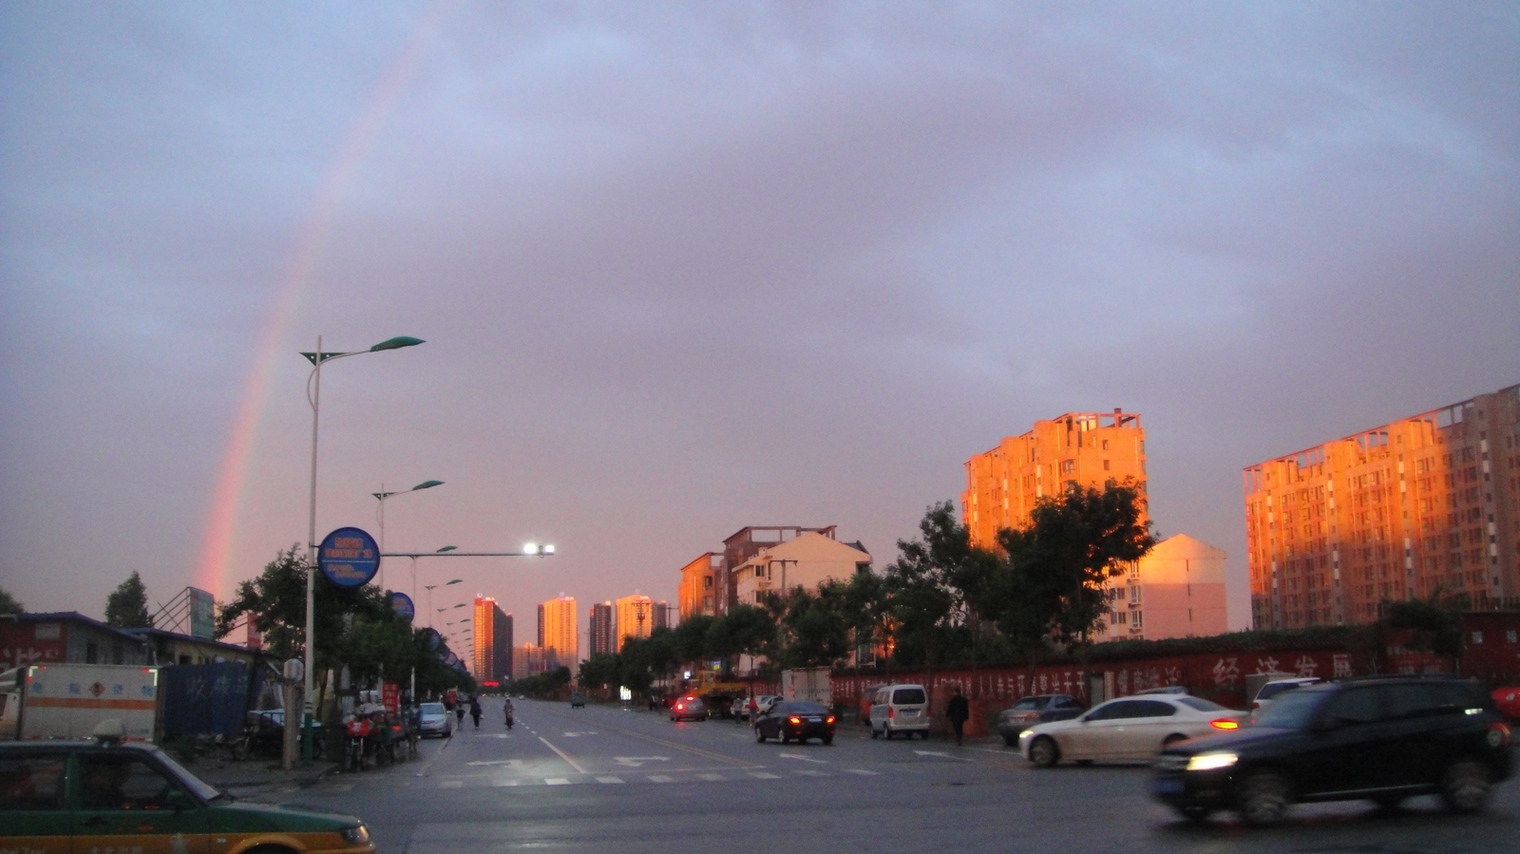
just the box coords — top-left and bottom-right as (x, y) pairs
(1471, 631), (1484, 645)
(85, 641), (99, 664)
(1507, 630), (1517, 644)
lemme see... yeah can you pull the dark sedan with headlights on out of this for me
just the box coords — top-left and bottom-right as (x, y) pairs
(754, 700), (836, 745)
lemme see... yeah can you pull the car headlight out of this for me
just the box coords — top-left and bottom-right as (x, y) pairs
(1017, 729), (1034, 746)
(339, 825), (371, 845)
(1184, 752), (1238, 772)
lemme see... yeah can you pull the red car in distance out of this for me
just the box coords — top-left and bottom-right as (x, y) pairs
(1493, 686), (1520, 722)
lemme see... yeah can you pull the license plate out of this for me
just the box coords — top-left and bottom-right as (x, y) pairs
(807, 717), (821, 723)
(902, 710), (919, 717)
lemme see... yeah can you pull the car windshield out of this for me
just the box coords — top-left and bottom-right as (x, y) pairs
(1011, 697), (1042, 711)
(420, 703), (445, 715)
(1252, 687), (1323, 728)
(893, 688), (927, 704)
(151, 748), (223, 802)
(1177, 696), (1229, 712)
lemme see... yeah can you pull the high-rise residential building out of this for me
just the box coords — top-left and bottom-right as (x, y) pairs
(614, 594), (654, 651)
(589, 602), (615, 657)
(653, 600), (673, 630)
(472, 597), (512, 683)
(963, 409), (1147, 549)
(537, 595), (578, 668)
(1244, 384), (1520, 629)
(678, 552), (722, 619)
(513, 643), (548, 678)
(732, 532), (872, 606)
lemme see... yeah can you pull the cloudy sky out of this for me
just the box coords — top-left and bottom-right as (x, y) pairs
(2, 1), (1516, 652)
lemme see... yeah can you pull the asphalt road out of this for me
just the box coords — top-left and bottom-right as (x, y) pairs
(247, 698), (1520, 853)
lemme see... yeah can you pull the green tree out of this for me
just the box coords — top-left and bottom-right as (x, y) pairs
(773, 584), (851, 669)
(1383, 592), (1467, 662)
(578, 653), (622, 694)
(104, 571), (152, 628)
(975, 480), (1154, 668)
(882, 502), (994, 669)
(0, 585), (23, 615)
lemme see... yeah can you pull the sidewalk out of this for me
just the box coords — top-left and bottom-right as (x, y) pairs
(180, 753), (340, 796)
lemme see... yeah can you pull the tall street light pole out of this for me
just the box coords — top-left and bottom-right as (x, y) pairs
(424, 578), (463, 628)
(302, 334), (424, 763)
(373, 479), (444, 590)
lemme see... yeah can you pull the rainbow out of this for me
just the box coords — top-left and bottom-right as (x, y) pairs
(193, 0), (463, 600)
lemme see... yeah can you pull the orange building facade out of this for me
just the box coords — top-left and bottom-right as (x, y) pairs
(962, 409), (1147, 548)
(1245, 384), (1520, 629)
(677, 552), (721, 620)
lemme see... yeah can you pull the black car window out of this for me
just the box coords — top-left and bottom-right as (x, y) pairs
(787, 702), (829, 715)
(1384, 682), (1473, 720)
(1085, 701), (1134, 721)
(1128, 700), (1177, 718)
(1177, 696), (1228, 713)
(0, 754), (67, 810)
(79, 755), (183, 811)
(1011, 698), (1040, 711)
(1051, 697), (1076, 710)
(893, 688), (927, 705)
(1254, 688), (1323, 729)
(1321, 686), (1381, 726)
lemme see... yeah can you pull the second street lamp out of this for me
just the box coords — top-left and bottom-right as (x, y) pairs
(300, 333), (424, 766)
(373, 479), (444, 591)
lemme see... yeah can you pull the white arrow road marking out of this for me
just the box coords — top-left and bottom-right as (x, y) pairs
(614, 756), (671, 767)
(777, 753), (828, 764)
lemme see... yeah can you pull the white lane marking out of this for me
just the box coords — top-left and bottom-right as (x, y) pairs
(545, 777), (572, 785)
(561, 732), (598, 737)
(467, 759), (522, 766)
(777, 753), (827, 764)
(748, 772), (782, 779)
(914, 750), (953, 758)
(328, 783), (354, 791)
(595, 776), (624, 784)
(697, 773), (725, 781)
(614, 756), (670, 767)
(489, 779), (521, 787)
(844, 769), (880, 775)
(795, 769), (830, 777)
(538, 736), (590, 774)
(440, 780), (463, 789)
(648, 775), (675, 783)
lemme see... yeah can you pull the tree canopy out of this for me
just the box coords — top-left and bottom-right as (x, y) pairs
(104, 571), (152, 628)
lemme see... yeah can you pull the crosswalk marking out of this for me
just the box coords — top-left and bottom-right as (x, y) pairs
(795, 769), (829, 776)
(489, 779), (521, 787)
(844, 769), (880, 775)
(697, 773), (725, 781)
(648, 775), (674, 783)
(595, 776), (624, 784)
(545, 778), (572, 785)
(440, 780), (463, 789)
(748, 771), (782, 779)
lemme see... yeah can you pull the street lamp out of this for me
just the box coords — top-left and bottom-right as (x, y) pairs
(373, 480), (444, 591)
(423, 577), (462, 627)
(301, 334), (424, 765)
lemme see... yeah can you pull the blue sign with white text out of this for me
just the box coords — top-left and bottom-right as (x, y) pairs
(318, 526), (381, 588)
(389, 591), (415, 623)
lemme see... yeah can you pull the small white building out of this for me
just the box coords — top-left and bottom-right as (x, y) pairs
(1095, 533), (1229, 642)
(732, 532), (872, 606)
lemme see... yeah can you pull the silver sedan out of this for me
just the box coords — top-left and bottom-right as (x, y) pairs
(1018, 694), (1245, 767)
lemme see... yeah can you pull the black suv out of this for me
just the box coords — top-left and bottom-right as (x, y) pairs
(1151, 676), (1513, 825)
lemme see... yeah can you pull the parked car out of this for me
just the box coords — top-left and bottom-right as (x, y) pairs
(1019, 694), (1245, 767)
(1152, 676), (1515, 825)
(240, 708), (325, 758)
(859, 684), (885, 724)
(755, 700), (836, 745)
(869, 684), (931, 740)
(0, 721), (374, 854)
(1248, 677), (1322, 723)
(1136, 685), (1190, 695)
(732, 695), (778, 722)
(1492, 685), (1520, 722)
(570, 692), (587, 708)
(417, 701), (454, 738)
(996, 694), (1087, 746)
(670, 696), (707, 722)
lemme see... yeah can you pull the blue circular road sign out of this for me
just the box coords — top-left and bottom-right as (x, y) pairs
(388, 591), (415, 623)
(317, 527), (381, 588)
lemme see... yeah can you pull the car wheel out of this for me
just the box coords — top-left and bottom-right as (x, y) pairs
(756, 727), (767, 743)
(1237, 771), (1292, 826)
(1441, 761), (1491, 814)
(870, 728), (879, 739)
(1002, 735), (1018, 747)
(822, 735), (833, 745)
(780, 732), (790, 744)
(1028, 736), (1060, 768)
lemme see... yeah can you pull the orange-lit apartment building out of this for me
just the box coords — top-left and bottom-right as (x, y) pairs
(1245, 384), (1520, 629)
(472, 597), (512, 683)
(962, 409), (1147, 548)
(537, 595), (578, 669)
(678, 553), (722, 620)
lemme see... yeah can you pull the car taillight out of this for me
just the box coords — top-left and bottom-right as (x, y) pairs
(789, 716), (802, 725)
(1210, 718), (1240, 731)
(888, 707), (895, 718)
(1251, 701), (1261, 710)
(826, 716), (836, 725)
(676, 703), (684, 711)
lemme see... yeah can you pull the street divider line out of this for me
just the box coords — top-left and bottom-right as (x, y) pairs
(538, 736), (589, 774)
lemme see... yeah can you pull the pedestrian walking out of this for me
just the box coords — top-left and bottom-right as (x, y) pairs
(947, 686), (970, 746)
(469, 695), (482, 729)
(455, 701), (465, 728)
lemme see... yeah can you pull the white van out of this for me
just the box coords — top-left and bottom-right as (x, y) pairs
(869, 684), (930, 740)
